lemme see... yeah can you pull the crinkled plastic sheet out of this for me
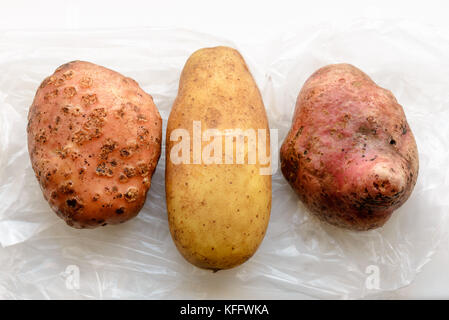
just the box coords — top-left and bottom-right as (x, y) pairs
(0, 20), (448, 299)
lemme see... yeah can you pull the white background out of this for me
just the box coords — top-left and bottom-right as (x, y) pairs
(0, 0), (448, 299)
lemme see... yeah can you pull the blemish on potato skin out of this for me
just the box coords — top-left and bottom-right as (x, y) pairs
(63, 86), (77, 98)
(39, 77), (51, 88)
(119, 173), (128, 183)
(55, 146), (69, 159)
(81, 94), (97, 106)
(62, 70), (74, 80)
(58, 181), (74, 194)
(137, 114), (147, 122)
(79, 77), (93, 88)
(137, 162), (149, 176)
(66, 199), (77, 207)
(120, 148), (132, 158)
(95, 162), (113, 177)
(142, 177), (151, 188)
(114, 107), (125, 119)
(100, 139), (117, 160)
(44, 89), (59, 101)
(65, 197), (84, 213)
(54, 78), (65, 87)
(123, 166), (136, 178)
(124, 187), (138, 202)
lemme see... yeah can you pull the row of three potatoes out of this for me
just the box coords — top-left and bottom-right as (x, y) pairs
(29, 46), (417, 270)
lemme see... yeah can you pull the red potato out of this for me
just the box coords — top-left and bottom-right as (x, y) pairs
(280, 64), (419, 230)
(27, 61), (162, 229)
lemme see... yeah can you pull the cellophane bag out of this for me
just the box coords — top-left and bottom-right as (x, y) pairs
(0, 19), (448, 299)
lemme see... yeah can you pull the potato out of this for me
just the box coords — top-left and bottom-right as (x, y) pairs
(27, 61), (162, 229)
(280, 64), (418, 230)
(165, 46), (271, 270)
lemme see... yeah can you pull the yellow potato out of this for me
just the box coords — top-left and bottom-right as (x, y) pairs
(166, 46), (271, 270)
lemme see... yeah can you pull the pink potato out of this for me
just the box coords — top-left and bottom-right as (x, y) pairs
(27, 61), (162, 229)
(280, 64), (419, 230)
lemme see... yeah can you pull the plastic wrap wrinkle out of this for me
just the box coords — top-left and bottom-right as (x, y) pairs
(0, 20), (448, 299)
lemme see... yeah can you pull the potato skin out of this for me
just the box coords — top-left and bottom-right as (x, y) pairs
(166, 47), (271, 270)
(27, 61), (162, 229)
(280, 64), (418, 230)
